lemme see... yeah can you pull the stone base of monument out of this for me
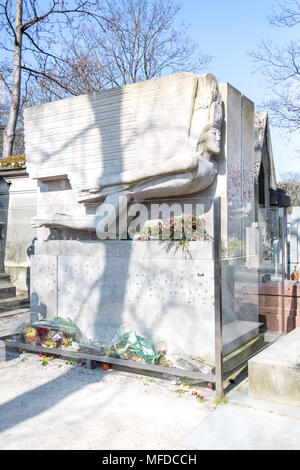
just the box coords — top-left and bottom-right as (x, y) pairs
(29, 239), (261, 367)
(249, 328), (300, 407)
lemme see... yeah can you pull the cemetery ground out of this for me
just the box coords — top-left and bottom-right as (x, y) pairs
(1, 347), (300, 450)
(0, 348), (216, 450)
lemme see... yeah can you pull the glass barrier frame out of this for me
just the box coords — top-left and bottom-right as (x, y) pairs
(0, 196), (289, 397)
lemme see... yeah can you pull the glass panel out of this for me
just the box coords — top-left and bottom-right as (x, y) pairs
(221, 198), (286, 384)
(257, 206), (286, 340)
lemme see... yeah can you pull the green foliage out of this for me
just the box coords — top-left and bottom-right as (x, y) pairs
(104, 331), (160, 364)
(197, 396), (206, 403)
(189, 355), (205, 364)
(214, 393), (228, 405)
(174, 389), (189, 397)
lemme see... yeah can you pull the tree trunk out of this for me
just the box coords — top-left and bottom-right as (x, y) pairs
(2, 0), (23, 159)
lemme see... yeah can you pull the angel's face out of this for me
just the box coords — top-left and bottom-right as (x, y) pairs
(204, 127), (221, 155)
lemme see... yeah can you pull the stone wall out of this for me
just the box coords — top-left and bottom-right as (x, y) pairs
(32, 239), (217, 363)
(0, 171), (37, 294)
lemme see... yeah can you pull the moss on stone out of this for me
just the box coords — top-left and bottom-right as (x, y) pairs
(0, 155), (26, 169)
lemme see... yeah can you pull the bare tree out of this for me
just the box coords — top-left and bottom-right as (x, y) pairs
(0, 0), (212, 155)
(0, 58), (27, 156)
(269, 0), (300, 27)
(31, 0), (212, 100)
(0, 0), (109, 158)
(250, 0), (300, 132)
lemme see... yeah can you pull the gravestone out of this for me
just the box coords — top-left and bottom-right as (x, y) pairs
(24, 73), (259, 364)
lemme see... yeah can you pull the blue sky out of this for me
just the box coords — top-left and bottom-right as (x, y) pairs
(180, 0), (300, 179)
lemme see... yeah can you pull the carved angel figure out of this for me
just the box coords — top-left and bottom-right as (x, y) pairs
(25, 73), (223, 235)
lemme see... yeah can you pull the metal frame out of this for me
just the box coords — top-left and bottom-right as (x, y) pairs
(1, 197), (228, 391)
(280, 208), (287, 334)
(219, 204), (289, 388)
(2, 339), (216, 382)
(213, 198), (224, 396)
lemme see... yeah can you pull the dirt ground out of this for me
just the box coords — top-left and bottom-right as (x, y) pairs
(0, 348), (216, 450)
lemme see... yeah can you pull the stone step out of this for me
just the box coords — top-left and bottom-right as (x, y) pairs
(0, 307), (31, 319)
(0, 308), (31, 338)
(0, 296), (30, 313)
(223, 333), (265, 375)
(223, 320), (262, 357)
(0, 284), (16, 299)
(0, 280), (17, 288)
(249, 327), (300, 407)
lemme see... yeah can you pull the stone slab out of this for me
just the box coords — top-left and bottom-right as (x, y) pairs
(229, 382), (300, 420)
(249, 328), (300, 406)
(35, 239), (214, 260)
(30, 255), (57, 320)
(24, 73), (221, 200)
(56, 253), (216, 360)
(223, 333), (264, 374)
(181, 403), (300, 450)
(0, 309), (30, 338)
(223, 320), (261, 356)
(30, 238), (262, 363)
(30, 240), (219, 362)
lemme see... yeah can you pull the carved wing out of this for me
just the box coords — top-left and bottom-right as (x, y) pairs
(24, 73), (217, 202)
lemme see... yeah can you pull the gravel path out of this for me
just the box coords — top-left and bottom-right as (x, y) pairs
(0, 349), (216, 450)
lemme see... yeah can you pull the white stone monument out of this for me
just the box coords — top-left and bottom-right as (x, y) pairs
(24, 73), (259, 364)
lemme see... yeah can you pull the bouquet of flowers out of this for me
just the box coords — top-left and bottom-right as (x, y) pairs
(22, 317), (80, 349)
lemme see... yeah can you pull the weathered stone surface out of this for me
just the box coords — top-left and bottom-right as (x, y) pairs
(0, 308), (30, 337)
(23, 72), (262, 366)
(25, 73), (222, 205)
(223, 320), (261, 356)
(0, 172), (37, 294)
(31, 239), (216, 362)
(249, 328), (300, 406)
(181, 403), (300, 450)
(24, 73), (226, 238)
(30, 255), (57, 320)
